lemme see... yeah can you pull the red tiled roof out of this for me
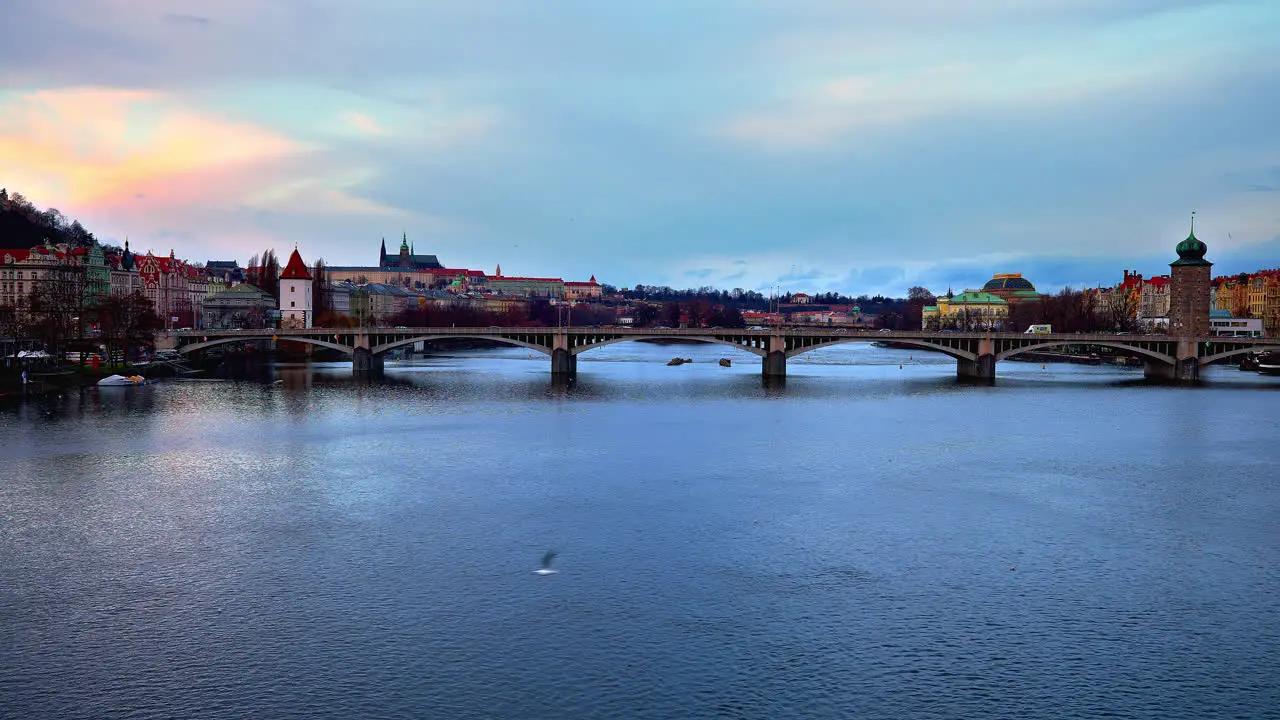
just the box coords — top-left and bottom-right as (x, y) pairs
(419, 268), (487, 277)
(280, 248), (312, 280)
(489, 276), (563, 282)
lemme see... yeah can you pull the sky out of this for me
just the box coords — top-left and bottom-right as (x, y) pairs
(2, 0), (1278, 297)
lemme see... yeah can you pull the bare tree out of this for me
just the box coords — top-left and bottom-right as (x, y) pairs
(26, 263), (87, 360)
(98, 291), (163, 365)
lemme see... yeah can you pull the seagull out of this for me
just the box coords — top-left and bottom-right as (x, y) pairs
(534, 550), (559, 575)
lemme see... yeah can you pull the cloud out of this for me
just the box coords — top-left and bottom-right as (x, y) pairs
(0, 86), (416, 260)
(0, 87), (304, 208)
(342, 111), (387, 137)
(161, 12), (211, 27)
(717, 1), (1280, 150)
(1, 0), (1278, 293)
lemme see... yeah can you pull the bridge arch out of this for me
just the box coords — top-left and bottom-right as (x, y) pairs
(571, 335), (768, 358)
(995, 340), (1174, 365)
(178, 336), (355, 356)
(372, 335), (552, 356)
(1198, 344), (1280, 366)
(785, 338), (977, 362)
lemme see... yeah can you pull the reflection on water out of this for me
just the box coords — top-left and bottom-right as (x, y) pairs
(2, 342), (1278, 720)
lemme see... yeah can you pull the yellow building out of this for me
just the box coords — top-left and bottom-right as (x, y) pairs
(922, 289), (1009, 330)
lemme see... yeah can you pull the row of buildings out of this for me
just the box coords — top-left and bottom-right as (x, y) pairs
(0, 235), (604, 330)
(325, 235), (603, 301)
(1, 241), (216, 329)
(921, 227), (1276, 337)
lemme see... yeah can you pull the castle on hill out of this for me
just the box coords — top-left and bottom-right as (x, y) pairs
(323, 235), (601, 301)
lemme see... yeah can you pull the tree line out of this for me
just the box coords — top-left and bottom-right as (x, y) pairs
(0, 188), (97, 250)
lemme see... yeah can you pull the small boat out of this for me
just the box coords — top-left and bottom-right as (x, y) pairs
(719, 358), (731, 367)
(1258, 351), (1280, 376)
(97, 374), (153, 386)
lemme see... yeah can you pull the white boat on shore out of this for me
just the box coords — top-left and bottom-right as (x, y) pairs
(97, 374), (154, 386)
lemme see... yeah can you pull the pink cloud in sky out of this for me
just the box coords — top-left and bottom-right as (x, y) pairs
(0, 86), (305, 210)
(0, 86), (411, 261)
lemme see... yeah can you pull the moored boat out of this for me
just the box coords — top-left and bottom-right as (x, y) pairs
(1257, 352), (1280, 376)
(97, 374), (153, 386)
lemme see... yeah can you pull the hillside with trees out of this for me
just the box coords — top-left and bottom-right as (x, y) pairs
(0, 189), (98, 250)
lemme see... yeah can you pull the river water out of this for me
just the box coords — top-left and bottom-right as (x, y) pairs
(2, 342), (1278, 719)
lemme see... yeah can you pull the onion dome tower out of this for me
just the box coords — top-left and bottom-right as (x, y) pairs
(1168, 213), (1212, 337)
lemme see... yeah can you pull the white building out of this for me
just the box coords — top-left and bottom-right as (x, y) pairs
(279, 247), (313, 329)
(1209, 310), (1263, 338)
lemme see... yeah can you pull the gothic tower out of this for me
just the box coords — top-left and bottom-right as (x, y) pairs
(279, 247), (314, 329)
(379, 237), (387, 267)
(1168, 214), (1212, 337)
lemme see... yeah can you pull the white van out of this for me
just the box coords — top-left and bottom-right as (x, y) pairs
(1024, 324), (1052, 334)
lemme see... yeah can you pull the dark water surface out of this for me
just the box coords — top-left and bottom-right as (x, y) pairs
(3, 343), (1278, 719)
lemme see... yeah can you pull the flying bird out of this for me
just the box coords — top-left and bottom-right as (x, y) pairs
(534, 550), (559, 575)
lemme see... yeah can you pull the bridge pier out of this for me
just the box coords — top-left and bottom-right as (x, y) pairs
(551, 348), (577, 381)
(352, 347), (384, 378)
(957, 354), (996, 382)
(762, 351), (786, 379)
(1144, 339), (1201, 383)
(1143, 358), (1199, 383)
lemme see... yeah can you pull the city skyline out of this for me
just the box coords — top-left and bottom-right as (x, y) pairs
(2, 0), (1279, 297)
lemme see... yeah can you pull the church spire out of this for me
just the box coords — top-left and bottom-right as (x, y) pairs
(495, 263), (502, 277)
(380, 236), (387, 266)
(400, 231), (409, 253)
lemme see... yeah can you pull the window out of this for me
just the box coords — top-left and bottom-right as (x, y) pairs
(290, 301), (295, 307)
(291, 286), (295, 292)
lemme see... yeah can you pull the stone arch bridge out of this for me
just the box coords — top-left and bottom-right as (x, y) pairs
(174, 327), (1278, 383)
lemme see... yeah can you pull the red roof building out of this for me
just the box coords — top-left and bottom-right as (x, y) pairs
(280, 248), (313, 281)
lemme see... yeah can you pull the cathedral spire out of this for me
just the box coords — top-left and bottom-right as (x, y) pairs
(495, 263), (502, 277)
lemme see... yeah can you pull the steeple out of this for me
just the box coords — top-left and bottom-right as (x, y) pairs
(495, 263), (502, 277)
(379, 237), (387, 266)
(1172, 211), (1210, 267)
(400, 231), (409, 253)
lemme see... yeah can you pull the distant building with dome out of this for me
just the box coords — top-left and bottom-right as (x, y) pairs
(981, 273), (1044, 304)
(921, 272), (1042, 329)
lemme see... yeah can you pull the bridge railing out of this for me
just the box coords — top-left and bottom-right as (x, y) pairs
(173, 326), (1275, 346)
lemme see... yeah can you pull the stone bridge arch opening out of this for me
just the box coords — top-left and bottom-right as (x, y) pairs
(996, 340), (1175, 366)
(178, 335), (355, 356)
(571, 335), (769, 358)
(1199, 344), (1280, 367)
(784, 338), (977, 362)
(372, 335), (553, 357)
